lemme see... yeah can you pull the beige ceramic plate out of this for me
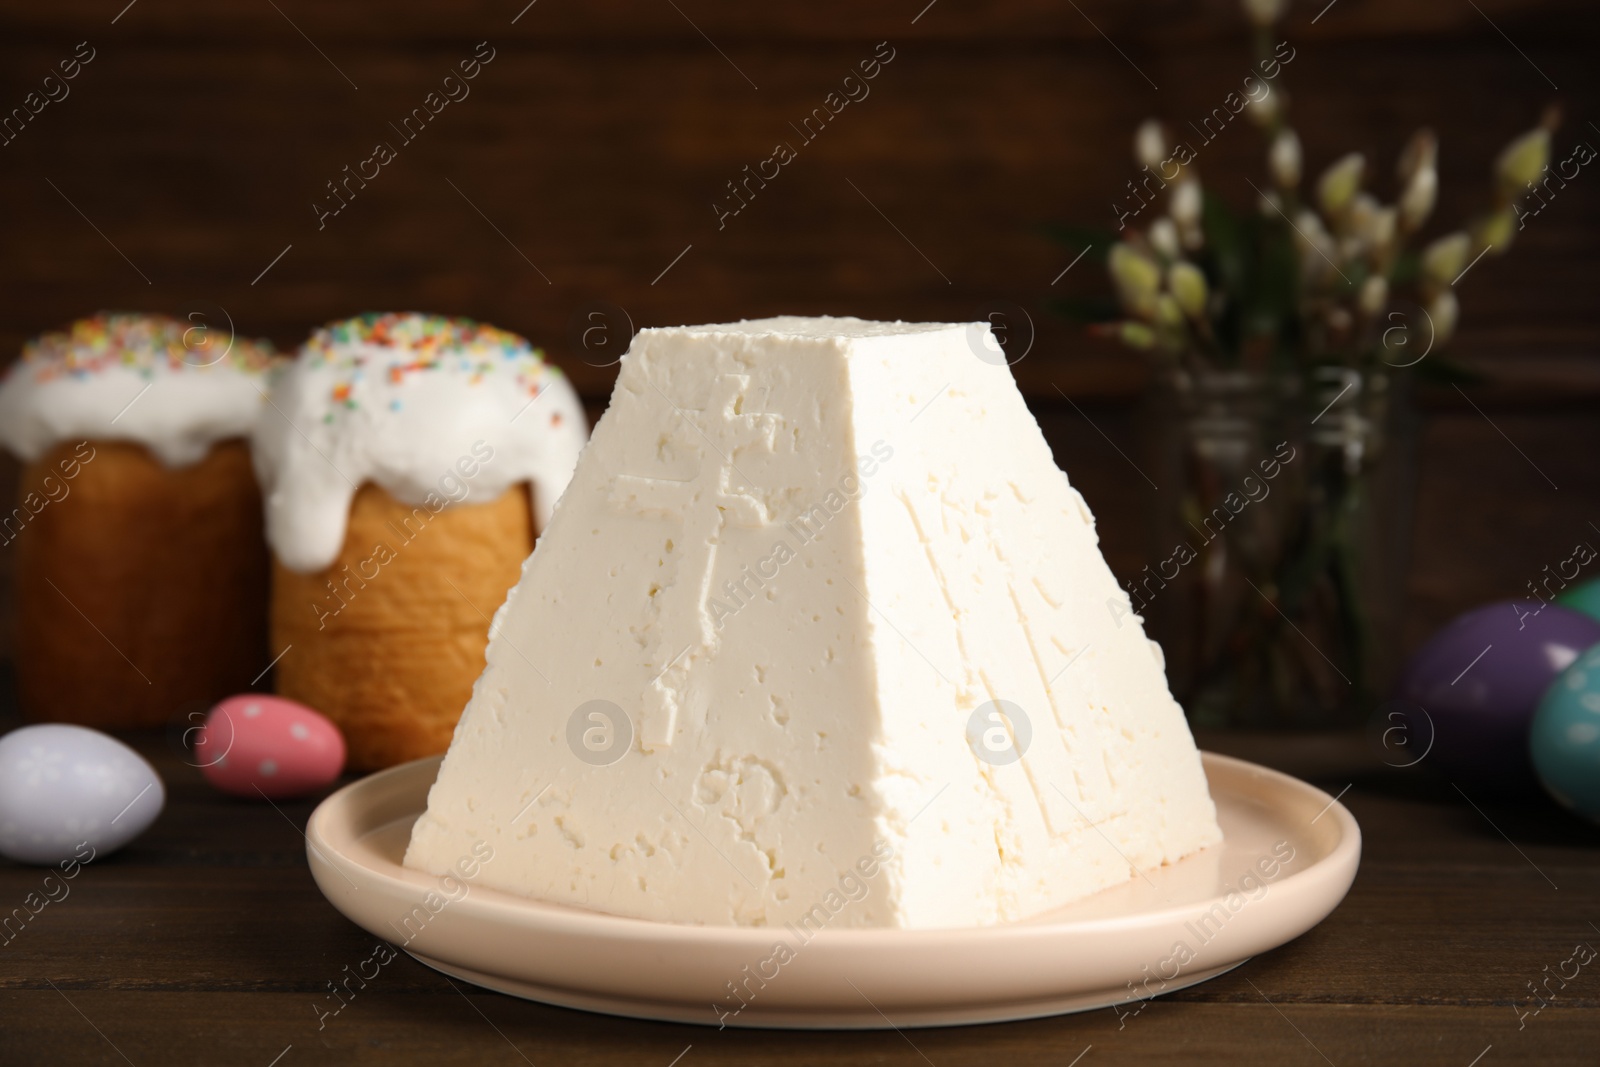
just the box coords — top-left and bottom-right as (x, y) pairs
(306, 752), (1359, 1029)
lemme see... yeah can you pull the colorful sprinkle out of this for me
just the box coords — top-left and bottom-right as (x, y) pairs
(302, 312), (552, 419)
(304, 312), (536, 367)
(18, 313), (277, 384)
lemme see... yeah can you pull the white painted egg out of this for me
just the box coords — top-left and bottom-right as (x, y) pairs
(0, 724), (165, 866)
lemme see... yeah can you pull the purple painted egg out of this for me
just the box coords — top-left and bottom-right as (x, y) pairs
(197, 695), (346, 799)
(1395, 601), (1600, 793)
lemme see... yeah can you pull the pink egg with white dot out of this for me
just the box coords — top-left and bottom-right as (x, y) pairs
(197, 695), (346, 799)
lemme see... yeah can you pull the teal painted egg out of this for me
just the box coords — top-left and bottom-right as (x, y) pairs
(1557, 578), (1600, 625)
(1530, 642), (1600, 822)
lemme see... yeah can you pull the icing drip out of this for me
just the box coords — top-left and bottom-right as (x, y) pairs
(0, 312), (280, 467)
(253, 312), (588, 573)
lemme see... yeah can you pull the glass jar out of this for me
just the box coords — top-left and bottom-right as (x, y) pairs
(1141, 365), (1417, 728)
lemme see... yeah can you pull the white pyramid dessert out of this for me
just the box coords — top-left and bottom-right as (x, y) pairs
(404, 316), (1221, 928)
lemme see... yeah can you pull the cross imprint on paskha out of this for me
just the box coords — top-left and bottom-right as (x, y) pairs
(609, 374), (782, 747)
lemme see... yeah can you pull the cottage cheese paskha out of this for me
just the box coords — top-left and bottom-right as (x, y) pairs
(404, 316), (1221, 928)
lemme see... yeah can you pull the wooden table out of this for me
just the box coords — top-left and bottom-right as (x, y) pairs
(2, 689), (1598, 1066)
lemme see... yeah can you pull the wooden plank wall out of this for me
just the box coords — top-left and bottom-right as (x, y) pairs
(0, 0), (1595, 677)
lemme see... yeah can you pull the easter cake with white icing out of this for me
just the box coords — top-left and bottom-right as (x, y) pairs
(254, 312), (589, 769)
(0, 313), (281, 727)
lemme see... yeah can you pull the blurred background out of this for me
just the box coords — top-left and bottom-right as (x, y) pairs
(0, 0), (1595, 710)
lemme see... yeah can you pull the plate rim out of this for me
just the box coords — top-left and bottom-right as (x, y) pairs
(402, 950), (1255, 1030)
